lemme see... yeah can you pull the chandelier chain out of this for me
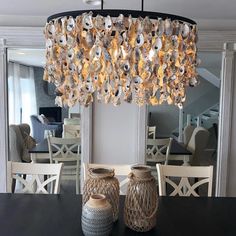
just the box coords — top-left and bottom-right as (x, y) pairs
(141, 0), (144, 12)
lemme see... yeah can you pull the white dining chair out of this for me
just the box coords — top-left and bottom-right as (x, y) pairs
(146, 138), (173, 165)
(47, 137), (81, 194)
(7, 161), (63, 194)
(62, 124), (80, 138)
(156, 164), (213, 197)
(147, 126), (156, 139)
(83, 163), (131, 195)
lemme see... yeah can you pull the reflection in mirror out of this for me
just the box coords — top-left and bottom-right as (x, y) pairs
(146, 51), (222, 195)
(7, 48), (81, 194)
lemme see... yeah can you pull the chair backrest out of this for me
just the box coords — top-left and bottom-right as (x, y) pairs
(156, 164), (213, 197)
(183, 125), (195, 146)
(7, 161), (63, 194)
(187, 126), (210, 165)
(146, 138), (172, 165)
(63, 124), (80, 138)
(47, 136), (81, 178)
(147, 126), (156, 139)
(83, 163), (131, 195)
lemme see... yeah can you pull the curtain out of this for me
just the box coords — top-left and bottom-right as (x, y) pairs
(8, 62), (37, 126)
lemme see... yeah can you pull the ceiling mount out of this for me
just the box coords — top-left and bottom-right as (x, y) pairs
(83, 0), (102, 6)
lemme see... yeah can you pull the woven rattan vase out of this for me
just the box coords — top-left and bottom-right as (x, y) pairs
(83, 167), (120, 221)
(124, 165), (158, 232)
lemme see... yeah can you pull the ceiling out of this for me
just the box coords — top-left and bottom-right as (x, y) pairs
(5, 0), (227, 72)
(0, 0), (236, 29)
(8, 49), (45, 68)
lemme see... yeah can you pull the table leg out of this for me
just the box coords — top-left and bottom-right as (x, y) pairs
(182, 155), (191, 166)
(31, 153), (37, 163)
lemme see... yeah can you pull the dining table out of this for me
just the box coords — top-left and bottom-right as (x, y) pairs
(30, 138), (191, 164)
(0, 193), (235, 236)
(147, 138), (192, 165)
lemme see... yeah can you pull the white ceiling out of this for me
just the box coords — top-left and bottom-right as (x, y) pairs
(4, 0), (227, 70)
(0, 0), (236, 29)
(8, 49), (45, 68)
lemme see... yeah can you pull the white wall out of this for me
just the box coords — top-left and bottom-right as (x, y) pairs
(92, 100), (138, 165)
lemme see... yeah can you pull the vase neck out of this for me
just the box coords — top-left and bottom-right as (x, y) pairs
(89, 167), (115, 179)
(88, 194), (107, 208)
(131, 165), (152, 179)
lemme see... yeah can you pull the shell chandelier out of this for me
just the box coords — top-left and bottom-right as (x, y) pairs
(44, 3), (198, 108)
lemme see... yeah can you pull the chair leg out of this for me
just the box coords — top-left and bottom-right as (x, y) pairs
(12, 179), (16, 193)
(194, 178), (199, 195)
(76, 174), (79, 195)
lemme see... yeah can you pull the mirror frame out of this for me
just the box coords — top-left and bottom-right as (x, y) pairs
(0, 27), (236, 196)
(136, 32), (236, 197)
(0, 27), (92, 192)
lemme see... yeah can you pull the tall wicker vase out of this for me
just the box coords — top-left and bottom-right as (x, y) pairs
(124, 165), (158, 232)
(83, 167), (120, 221)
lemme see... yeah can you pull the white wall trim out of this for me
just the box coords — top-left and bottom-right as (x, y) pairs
(136, 106), (147, 164)
(198, 31), (236, 51)
(216, 43), (236, 196)
(0, 27), (44, 48)
(0, 39), (8, 192)
(81, 106), (93, 164)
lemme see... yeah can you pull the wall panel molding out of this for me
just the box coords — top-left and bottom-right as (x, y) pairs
(198, 31), (236, 51)
(0, 39), (8, 192)
(216, 43), (236, 196)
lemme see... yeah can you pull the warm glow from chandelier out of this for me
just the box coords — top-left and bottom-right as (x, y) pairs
(44, 9), (198, 108)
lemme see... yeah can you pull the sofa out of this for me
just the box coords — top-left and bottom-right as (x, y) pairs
(9, 123), (34, 163)
(30, 115), (63, 143)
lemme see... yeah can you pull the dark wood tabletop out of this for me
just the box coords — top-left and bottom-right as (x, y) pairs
(0, 193), (235, 236)
(169, 139), (191, 155)
(30, 138), (191, 155)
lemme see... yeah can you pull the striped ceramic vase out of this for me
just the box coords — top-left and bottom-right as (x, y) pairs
(82, 194), (113, 236)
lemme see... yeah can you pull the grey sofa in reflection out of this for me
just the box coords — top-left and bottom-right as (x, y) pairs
(30, 115), (62, 143)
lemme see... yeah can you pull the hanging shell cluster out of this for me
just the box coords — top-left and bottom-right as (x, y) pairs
(44, 12), (198, 108)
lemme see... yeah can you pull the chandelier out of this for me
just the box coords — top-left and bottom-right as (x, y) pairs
(43, 0), (198, 108)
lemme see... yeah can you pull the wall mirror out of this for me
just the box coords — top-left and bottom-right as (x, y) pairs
(7, 48), (82, 194)
(146, 51), (222, 195)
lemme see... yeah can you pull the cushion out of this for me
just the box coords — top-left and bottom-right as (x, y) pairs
(64, 118), (80, 125)
(22, 134), (36, 162)
(38, 114), (49, 124)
